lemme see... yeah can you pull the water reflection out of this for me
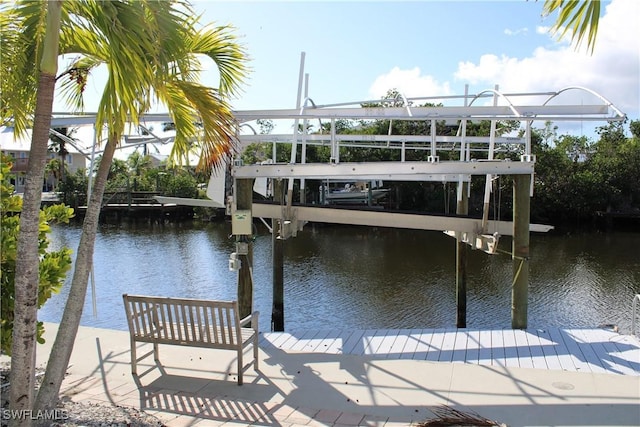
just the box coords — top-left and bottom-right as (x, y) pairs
(42, 222), (640, 334)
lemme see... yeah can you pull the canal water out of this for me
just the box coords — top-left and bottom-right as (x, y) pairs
(40, 221), (640, 334)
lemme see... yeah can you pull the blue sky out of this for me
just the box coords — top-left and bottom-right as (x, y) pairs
(188, 0), (638, 135)
(50, 0), (638, 145)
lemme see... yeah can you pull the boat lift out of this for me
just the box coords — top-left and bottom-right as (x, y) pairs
(39, 53), (626, 330)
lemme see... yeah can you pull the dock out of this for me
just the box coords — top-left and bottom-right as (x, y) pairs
(261, 327), (640, 376)
(16, 324), (639, 426)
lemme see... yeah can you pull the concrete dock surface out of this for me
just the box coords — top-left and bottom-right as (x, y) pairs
(7, 323), (640, 426)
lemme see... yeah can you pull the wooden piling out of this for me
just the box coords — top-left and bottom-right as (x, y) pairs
(236, 178), (254, 319)
(272, 179), (285, 331)
(456, 182), (468, 328)
(512, 174), (531, 329)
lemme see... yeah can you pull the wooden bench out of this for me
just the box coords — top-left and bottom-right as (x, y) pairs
(122, 294), (259, 385)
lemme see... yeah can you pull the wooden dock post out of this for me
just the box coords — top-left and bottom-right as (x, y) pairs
(456, 182), (469, 328)
(272, 179), (285, 331)
(236, 178), (254, 319)
(512, 174), (531, 329)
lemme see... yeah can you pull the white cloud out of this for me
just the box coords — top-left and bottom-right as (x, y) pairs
(368, 66), (452, 101)
(504, 27), (528, 36)
(535, 26), (550, 35)
(367, 0), (638, 131)
(454, 0), (639, 120)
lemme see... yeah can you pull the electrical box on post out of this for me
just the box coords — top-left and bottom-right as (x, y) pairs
(232, 210), (252, 235)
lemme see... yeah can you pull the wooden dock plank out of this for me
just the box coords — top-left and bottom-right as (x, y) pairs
(526, 329), (548, 370)
(588, 329), (639, 375)
(490, 329), (506, 367)
(464, 329), (481, 365)
(438, 329), (458, 363)
(546, 327), (576, 372)
(514, 329), (534, 369)
(414, 329), (435, 361)
(426, 329), (445, 362)
(323, 330), (356, 354)
(398, 329), (422, 359)
(303, 329), (333, 352)
(570, 328), (608, 374)
(340, 329), (368, 355)
(262, 331), (296, 349)
(477, 329), (493, 366)
(372, 330), (399, 356)
(260, 328), (640, 376)
(536, 329), (562, 371)
(606, 334), (640, 373)
(502, 329), (520, 368)
(385, 329), (411, 359)
(289, 329), (323, 352)
(551, 329), (592, 373)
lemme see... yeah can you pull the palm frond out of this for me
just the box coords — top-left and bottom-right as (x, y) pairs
(159, 79), (237, 173)
(0, 1), (46, 134)
(417, 405), (504, 427)
(543, 0), (600, 54)
(189, 25), (249, 96)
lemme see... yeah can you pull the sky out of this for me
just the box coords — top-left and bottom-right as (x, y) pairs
(43, 0), (639, 151)
(185, 0), (639, 136)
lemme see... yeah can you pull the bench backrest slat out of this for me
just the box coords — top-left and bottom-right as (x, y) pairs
(123, 294), (243, 347)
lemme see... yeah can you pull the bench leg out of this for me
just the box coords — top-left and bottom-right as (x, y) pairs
(130, 338), (137, 375)
(237, 350), (243, 385)
(253, 336), (259, 371)
(153, 343), (159, 363)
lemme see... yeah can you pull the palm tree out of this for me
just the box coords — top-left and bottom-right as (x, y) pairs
(48, 127), (76, 183)
(543, 0), (601, 53)
(32, 1), (247, 413)
(1, 1), (63, 421)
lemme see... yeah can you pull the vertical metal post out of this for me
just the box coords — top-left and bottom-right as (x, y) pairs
(300, 73), (309, 204)
(482, 85), (499, 232)
(456, 84), (470, 327)
(272, 179), (285, 331)
(456, 182), (469, 328)
(287, 52), (306, 206)
(512, 174), (531, 329)
(236, 178), (254, 319)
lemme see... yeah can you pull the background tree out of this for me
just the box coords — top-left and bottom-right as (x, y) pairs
(48, 127), (77, 183)
(126, 151), (153, 191)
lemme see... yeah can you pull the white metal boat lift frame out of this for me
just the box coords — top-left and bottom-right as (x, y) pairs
(43, 83), (625, 241)
(32, 53), (626, 331)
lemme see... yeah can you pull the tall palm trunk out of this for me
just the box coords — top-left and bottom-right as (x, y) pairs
(9, 2), (62, 424)
(34, 134), (117, 414)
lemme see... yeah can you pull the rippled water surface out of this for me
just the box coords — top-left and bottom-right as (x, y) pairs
(40, 222), (640, 334)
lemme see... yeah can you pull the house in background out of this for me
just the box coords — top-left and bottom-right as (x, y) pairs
(0, 127), (87, 193)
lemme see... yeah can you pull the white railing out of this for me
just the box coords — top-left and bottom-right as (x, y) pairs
(633, 294), (640, 337)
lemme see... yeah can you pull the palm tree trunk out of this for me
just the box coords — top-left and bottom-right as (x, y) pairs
(9, 2), (62, 424)
(34, 134), (117, 414)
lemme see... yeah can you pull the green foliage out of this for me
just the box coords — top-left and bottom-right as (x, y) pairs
(0, 154), (74, 355)
(57, 168), (89, 206)
(531, 120), (640, 225)
(164, 173), (198, 198)
(241, 141), (292, 165)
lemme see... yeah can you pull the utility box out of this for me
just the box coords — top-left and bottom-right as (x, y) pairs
(232, 210), (252, 235)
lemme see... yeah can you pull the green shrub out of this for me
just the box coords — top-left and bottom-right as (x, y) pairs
(0, 154), (74, 355)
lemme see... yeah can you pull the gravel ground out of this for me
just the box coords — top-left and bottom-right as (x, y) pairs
(1, 363), (166, 427)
